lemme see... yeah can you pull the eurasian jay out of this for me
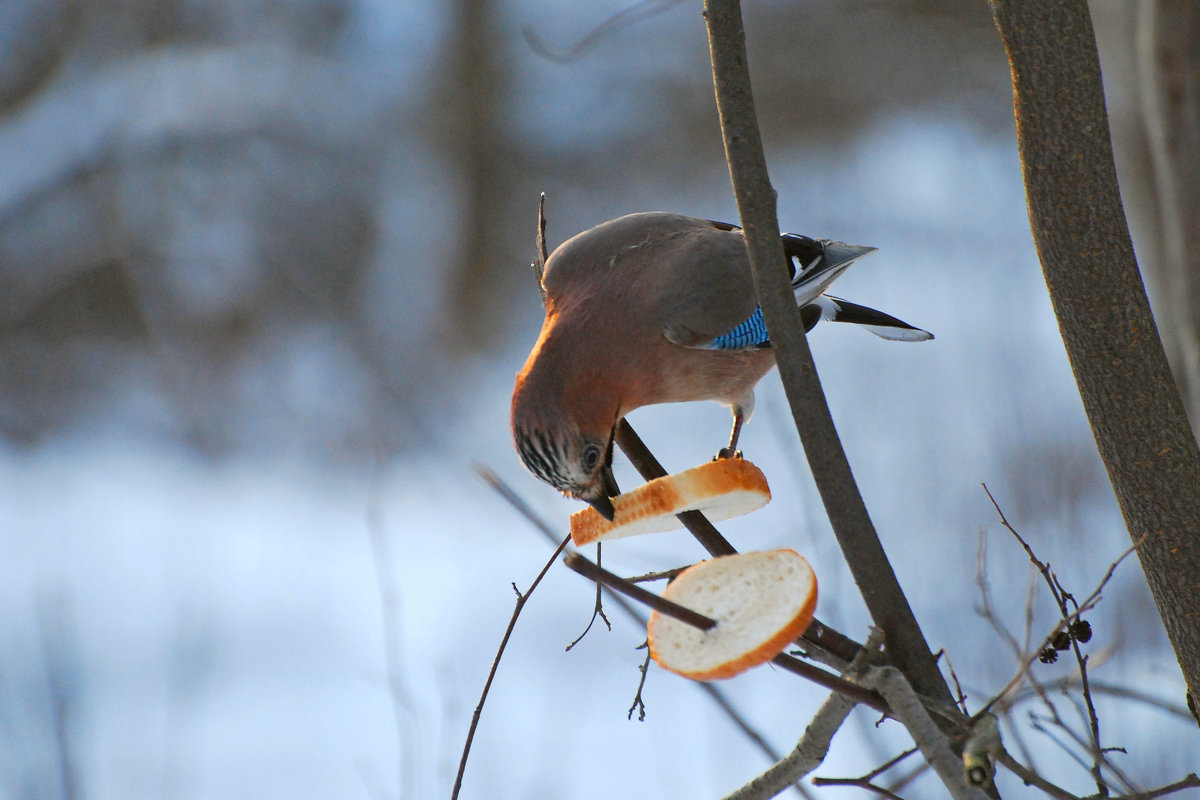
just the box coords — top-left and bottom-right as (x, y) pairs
(511, 212), (931, 519)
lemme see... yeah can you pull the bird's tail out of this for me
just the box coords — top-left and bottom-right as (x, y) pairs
(809, 296), (933, 341)
(782, 233), (933, 341)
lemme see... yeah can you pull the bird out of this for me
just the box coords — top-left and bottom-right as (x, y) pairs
(511, 212), (932, 520)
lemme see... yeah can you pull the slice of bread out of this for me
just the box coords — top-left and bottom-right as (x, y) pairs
(647, 548), (817, 681)
(570, 458), (771, 546)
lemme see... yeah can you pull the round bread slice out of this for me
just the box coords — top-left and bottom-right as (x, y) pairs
(648, 549), (817, 681)
(570, 458), (770, 546)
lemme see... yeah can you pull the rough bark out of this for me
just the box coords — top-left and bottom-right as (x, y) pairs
(988, 0), (1200, 717)
(702, 0), (954, 709)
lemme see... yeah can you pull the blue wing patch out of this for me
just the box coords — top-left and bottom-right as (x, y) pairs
(708, 306), (769, 350)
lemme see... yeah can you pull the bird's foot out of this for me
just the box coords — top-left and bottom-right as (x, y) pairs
(714, 448), (743, 461)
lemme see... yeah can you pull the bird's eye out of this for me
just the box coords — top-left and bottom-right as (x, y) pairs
(581, 443), (603, 472)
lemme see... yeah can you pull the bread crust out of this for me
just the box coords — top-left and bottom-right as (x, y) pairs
(569, 458), (771, 545)
(647, 549), (817, 681)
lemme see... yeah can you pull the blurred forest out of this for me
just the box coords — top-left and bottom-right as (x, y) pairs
(0, 0), (1196, 454)
(1, 0), (1197, 798)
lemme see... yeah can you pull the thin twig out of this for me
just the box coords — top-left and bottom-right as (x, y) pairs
(562, 550), (891, 714)
(723, 634), (885, 800)
(863, 747), (921, 783)
(861, 666), (989, 800)
(626, 565), (690, 583)
(977, 541), (1141, 720)
(615, 419), (864, 668)
(982, 486), (1146, 796)
(1026, 679), (1195, 722)
(35, 588), (80, 800)
(975, 525), (1025, 660)
(367, 464), (421, 799)
(883, 759), (933, 798)
(628, 644), (651, 721)
(562, 551), (716, 630)
(521, 0), (686, 63)
(820, 730), (928, 799)
(1031, 703), (1138, 796)
(1028, 708), (1101, 775)
(565, 541), (612, 651)
(1099, 773), (1200, 800)
(994, 705), (1040, 788)
(476, 465), (783, 764)
(718, 691), (854, 800)
(450, 534), (571, 800)
(993, 749), (1077, 800)
(938, 649), (971, 715)
(810, 776), (906, 800)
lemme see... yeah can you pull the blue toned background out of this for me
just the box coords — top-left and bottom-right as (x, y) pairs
(1, 0), (1194, 797)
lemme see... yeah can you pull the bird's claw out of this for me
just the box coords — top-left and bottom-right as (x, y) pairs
(714, 448), (742, 461)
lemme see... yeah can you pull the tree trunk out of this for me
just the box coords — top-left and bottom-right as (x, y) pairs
(988, 0), (1200, 719)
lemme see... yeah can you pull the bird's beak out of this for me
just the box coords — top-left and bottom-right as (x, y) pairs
(588, 493), (615, 521)
(586, 462), (620, 521)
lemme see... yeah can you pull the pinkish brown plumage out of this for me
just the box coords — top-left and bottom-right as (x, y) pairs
(511, 212), (931, 518)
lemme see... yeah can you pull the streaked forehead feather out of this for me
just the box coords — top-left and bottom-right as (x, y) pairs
(515, 425), (572, 490)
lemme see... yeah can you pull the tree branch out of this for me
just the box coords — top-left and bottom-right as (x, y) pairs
(701, 0), (953, 708)
(722, 631), (884, 800)
(475, 465), (786, 765)
(720, 690), (857, 800)
(862, 666), (990, 800)
(450, 533), (571, 800)
(562, 549), (889, 713)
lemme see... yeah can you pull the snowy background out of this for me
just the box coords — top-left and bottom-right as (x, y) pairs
(1, 0), (1196, 798)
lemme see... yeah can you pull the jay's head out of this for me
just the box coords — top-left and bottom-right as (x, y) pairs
(511, 366), (621, 520)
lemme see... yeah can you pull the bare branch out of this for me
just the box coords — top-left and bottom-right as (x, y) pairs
(562, 550), (890, 714)
(628, 645), (651, 722)
(476, 466), (783, 764)
(702, 0), (953, 710)
(812, 776), (907, 800)
(521, 0), (686, 63)
(982, 485), (1111, 794)
(720, 691), (856, 800)
(565, 541), (612, 651)
(1100, 773), (1200, 800)
(939, 649), (971, 716)
(366, 465), (422, 799)
(979, 540), (1141, 719)
(626, 565), (691, 583)
(992, 750), (1077, 800)
(723, 631), (885, 800)
(861, 666), (990, 800)
(614, 420), (864, 669)
(562, 551), (717, 631)
(451, 533), (572, 800)
(1033, 679), (1194, 723)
